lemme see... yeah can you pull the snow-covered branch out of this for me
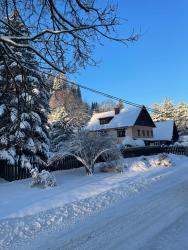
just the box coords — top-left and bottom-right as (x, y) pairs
(49, 130), (122, 175)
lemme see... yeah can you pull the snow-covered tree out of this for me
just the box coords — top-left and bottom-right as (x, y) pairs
(49, 75), (90, 130)
(49, 130), (122, 175)
(152, 98), (175, 122)
(71, 82), (77, 96)
(90, 102), (100, 114)
(152, 103), (164, 122)
(49, 107), (74, 152)
(98, 99), (116, 112)
(76, 86), (82, 99)
(175, 102), (188, 134)
(161, 98), (175, 120)
(152, 98), (188, 135)
(0, 11), (50, 169)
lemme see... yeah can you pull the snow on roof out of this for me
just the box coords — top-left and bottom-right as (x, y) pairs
(153, 120), (174, 141)
(86, 107), (142, 131)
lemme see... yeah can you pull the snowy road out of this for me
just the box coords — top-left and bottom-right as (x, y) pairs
(25, 161), (188, 250)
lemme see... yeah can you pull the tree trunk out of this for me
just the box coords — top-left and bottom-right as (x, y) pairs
(85, 164), (94, 175)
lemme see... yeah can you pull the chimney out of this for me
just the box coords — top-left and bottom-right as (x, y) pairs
(114, 105), (120, 115)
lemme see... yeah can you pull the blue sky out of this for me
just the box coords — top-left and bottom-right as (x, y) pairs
(72, 0), (188, 107)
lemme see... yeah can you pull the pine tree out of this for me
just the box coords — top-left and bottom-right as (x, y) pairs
(91, 102), (99, 114)
(53, 73), (67, 91)
(0, 10), (50, 169)
(71, 82), (77, 96)
(161, 98), (175, 120)
(152, 103), (164, 122)
(50, 107), (74, 152)
(175, 102), (188, 134)
(152, 98), (175, 122)
(152, 98), (188, 135)
(49, 75), (90, 136)
(76, 86), (82, 99)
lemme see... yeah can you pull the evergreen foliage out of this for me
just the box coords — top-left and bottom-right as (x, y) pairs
(71, 82), (77, 96)
(49, 74), (90, 151)
(91, 102), (99, 114)
(76, 86), (82, 99)
(49, 107), (74, 152)
(152, 98), (188, 135)
(0, 11), (50, 168)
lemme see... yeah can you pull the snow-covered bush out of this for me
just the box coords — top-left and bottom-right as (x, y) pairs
(49, 130), (122, 175)
(30, 168), (56, 188)
(100, 165), (123, 173)
(102, 149), (124, 167)
(39, 170), (56, 188)
(122, 136), (145, 148)
(30, 168), (40, 186)
(130, 161), (149, 172)
(175, 136), (188, 147)
(149, 154), (173, 167)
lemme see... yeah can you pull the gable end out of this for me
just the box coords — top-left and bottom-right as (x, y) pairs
(172, 122), (179, 142)
(134, 107), (155, 127)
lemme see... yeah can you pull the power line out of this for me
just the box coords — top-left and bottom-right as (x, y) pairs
(46, 72), (161, 114)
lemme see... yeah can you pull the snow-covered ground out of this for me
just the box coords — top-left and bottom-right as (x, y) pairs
(0, 154), (188, 249)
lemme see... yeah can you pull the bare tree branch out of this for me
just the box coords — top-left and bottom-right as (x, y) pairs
(0, 0), (139, 74)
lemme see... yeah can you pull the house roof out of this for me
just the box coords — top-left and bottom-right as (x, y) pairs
(86, 106), (143, 131)
(153, 120), (174, 141)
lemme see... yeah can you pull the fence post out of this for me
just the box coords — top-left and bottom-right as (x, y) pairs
(185, 147), (188, 156)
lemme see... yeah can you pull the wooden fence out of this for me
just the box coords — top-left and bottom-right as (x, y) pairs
(0, 146), (188, 182)
(0, 160), (45, 182)
(47, 155), (83, 171)
(122, 145), (188, 158)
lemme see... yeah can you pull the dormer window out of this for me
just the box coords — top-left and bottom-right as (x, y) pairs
(99, 116), (113, 125)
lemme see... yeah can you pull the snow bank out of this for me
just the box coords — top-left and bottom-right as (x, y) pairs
(175, 136), (188, 146)
(129, 154), (173, 172)
(149, 154), (173, 167)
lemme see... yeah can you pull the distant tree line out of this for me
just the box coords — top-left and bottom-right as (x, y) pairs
(152, 98), (188, 135)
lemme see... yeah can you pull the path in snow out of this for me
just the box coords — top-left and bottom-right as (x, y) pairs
(22, 160), (188, 250)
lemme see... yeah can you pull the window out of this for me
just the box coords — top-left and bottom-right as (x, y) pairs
(147, 131), (150, 137)
(137, 129), (141, 136)
(117, 129), (126, 137)
(99, 118), (108, 125)
(154, 141), (160, 146)
(99, 130), (107, 136)
(99, 117), (113, 125)
(142, 130), (145, 137)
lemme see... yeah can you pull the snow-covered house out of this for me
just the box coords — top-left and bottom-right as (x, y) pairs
(86, 106), (156, 143)
(149, 120), (179, 146)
